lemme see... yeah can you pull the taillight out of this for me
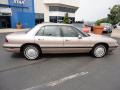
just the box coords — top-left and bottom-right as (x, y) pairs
(5, 38), (8, 43)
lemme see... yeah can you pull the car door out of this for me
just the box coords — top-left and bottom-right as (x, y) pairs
(61, 26), (91, 53)
(35, 25), (64, 53)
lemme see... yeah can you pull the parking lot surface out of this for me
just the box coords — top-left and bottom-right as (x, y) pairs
(0, 33), (120, 90)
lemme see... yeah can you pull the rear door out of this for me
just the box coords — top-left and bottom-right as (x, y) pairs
(35, 25), (64, 53)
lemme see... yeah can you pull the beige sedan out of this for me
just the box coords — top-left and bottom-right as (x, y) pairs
(3, 23), (119, 60)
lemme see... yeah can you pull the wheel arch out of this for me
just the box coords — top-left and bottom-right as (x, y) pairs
(20, 43), (42, 53)
(92, 42), (109, 51)
(90, 42), (109, 58)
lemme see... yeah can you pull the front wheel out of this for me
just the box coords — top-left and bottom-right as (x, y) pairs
(91, 44), (107, 58)
(23, 45), (40, 60)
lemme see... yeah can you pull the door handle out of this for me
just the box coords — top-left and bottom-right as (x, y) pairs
(38, 39), (44, 40)
(65, 40), (69, 41)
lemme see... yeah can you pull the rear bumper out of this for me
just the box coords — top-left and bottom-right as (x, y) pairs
(3, 46), (20, 53)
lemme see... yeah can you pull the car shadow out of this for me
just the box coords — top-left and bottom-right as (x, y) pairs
(42, 53), (90, 58)
(11, 53), (91, 59)
(11, 53), (24, 59)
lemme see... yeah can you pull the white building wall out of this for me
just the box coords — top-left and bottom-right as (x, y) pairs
(0, 0), (8, 4)
(44, 0), (80, 8)
(34, 0), (50, 22)
(34, 0), (45, 13)
(34, 0), (80, 22)
(49, 12), (75, 17)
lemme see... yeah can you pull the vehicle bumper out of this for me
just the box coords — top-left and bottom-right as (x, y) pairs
(109, 46), (119, 52)
(3, 44), (21, 53)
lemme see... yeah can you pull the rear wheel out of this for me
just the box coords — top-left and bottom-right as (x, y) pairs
(23, 45), (41, 60)
(91, 44), (107, 58)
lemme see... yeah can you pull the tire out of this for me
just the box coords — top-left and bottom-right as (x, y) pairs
(91, 44), (107, 58)
(23, 45), (41, 60)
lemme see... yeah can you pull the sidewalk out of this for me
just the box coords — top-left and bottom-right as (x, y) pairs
(0, 28), (29, 33)
(111, 29), (120, 38)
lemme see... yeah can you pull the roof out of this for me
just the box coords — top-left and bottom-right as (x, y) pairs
(37, 22), (74, 27)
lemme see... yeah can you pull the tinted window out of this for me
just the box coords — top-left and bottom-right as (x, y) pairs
(49, 6), (77, 13)
(36, 26), (61, 37)
(61, 26), (79, 37)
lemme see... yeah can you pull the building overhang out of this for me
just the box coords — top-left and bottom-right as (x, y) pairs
(44, 0), (80, 8)
(0, 4), (9, 7)
(0, 7), (12, 13)
(46, 4), (79, 9)
(0, 4), (28, 9)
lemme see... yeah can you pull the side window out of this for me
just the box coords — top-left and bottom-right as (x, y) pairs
(36, 26), (45, 36)
(61, 26), (79, 37)
(43, 26), (60, 37)
(72, 27), (85, 37)
(36, 26), (61, 37)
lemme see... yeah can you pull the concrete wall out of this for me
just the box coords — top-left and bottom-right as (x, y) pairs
(44, 0), (80, 8)
(111, 29), (120, 38)
(34, 0), (50, 22)
(0, 0), (8, 5)
(34, 0), (80, 22)
(49, 12), (75, 17)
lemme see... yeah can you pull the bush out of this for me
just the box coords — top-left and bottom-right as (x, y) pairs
(63, 13), (70, 24)
(95, 18), (109, 25)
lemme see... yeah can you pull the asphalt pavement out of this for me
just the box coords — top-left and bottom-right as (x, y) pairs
(0, 33), (120, 90)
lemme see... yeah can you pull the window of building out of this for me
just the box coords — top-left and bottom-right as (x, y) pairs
(35, 13), (44, 24)
(49, 6), (77, 13)
(50, 16), (75, 23)
(50, 16), (57, 23)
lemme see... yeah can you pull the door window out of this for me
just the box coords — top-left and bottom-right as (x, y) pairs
(61, 26), (79, 37)
(36, 25), (61, 37)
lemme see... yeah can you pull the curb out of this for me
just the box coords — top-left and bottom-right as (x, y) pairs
(111, 29), (120, 38)
(0, 29), (29, 34)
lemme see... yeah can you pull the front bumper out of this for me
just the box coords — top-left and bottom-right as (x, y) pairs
(109, 45), (119, 52)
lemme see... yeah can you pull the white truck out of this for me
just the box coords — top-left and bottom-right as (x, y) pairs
(116, 22), (120, 29)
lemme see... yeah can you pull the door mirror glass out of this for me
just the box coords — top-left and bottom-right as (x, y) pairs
(78, 34), (82, 39)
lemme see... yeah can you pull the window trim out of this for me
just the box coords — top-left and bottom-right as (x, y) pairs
(35, 25), (88, 37)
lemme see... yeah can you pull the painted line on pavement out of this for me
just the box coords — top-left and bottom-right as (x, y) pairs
(24, 72), (89, 90)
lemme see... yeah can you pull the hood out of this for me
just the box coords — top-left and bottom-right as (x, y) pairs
(89, 33), (108, 37)
(88, 33), (116, 41)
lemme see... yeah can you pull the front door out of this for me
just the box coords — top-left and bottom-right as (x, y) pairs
(61, 26), (91, 53)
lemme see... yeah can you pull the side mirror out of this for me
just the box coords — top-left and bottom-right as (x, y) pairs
(78, 35), (82, 39)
